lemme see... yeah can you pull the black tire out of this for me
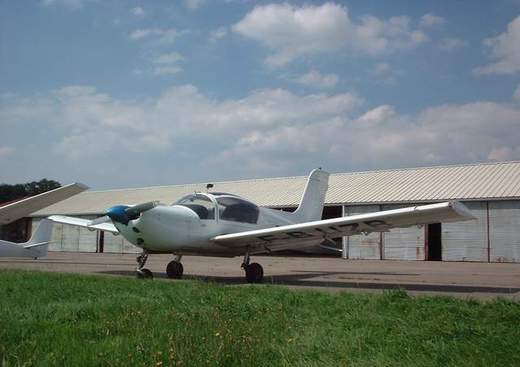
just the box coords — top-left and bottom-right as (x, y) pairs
(137, 268), (153, 279)
(166, 261), (184, 279)
(245, 262), (264, 283)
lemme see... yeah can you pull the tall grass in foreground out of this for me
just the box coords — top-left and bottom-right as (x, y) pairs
(0, 270), (518, 367)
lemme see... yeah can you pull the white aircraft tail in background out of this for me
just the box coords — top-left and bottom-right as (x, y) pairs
(0, 219), (53, 258)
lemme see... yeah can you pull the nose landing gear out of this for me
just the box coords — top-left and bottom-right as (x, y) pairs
(241, 252), (264, 283)
(136, 251), (153, 279)
(166, 255), (184, 279)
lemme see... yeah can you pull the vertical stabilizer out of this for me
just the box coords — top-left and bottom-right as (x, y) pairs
(22, 218), (53, 257)
(291, 168), (330, 223)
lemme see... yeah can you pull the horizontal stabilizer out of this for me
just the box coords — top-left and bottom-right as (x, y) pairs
(23, 241), (50, 249)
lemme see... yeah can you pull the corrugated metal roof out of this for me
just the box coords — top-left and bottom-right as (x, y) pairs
(32, 161), (520, 216)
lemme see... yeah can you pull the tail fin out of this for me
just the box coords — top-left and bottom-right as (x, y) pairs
(291, 168), (330, 223)
(22, 219), (53, 257)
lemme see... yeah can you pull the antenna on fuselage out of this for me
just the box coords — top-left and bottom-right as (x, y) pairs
(206, 183), (214, 192)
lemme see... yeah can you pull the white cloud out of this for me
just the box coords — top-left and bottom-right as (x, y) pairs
(291, 70), (338, 88)
(131, 6), (145, 17)
(514, 84), (520, 101)
(216, 101), (520, 173)
(358, 105), (396, 123)
(183, 0), (205, 10)
(0, 147), (14, 158)
(233, 3), (429, 67)
(474, 16), (520, 75)
(488, 146), (520, 161)
(437, 37), (468, 51)
(419, 13), (445, 28)
(129, 28), (181, 44)
(372, 62), (400, 84)
(152, 52), (184, 76)
(41, 0), (94, 8)
(3, 85), (519, 184)
(153, 66), (183, 76)
(153, 52), (184, 64)
(209, 27), (228, 42)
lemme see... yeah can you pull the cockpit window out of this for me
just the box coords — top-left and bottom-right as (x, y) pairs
(176, 194), (215, 220)
(216, 196), (259, 224)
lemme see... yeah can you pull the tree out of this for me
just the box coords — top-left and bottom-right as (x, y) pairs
(0, 179), (61, 204)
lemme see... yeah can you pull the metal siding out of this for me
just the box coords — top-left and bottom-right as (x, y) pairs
(345, 205), (381, 260)
(31, 161), (520, 216)
(61, 225), (80, 252)
(78, 228), (97, 252)
(103, 231), (125, 253)
(50, 223), (64, 251)
(76, 215), (97, 252)
(489, 201), (520, 262)
(381, 204), (425, 260)
(442, 201), (488, 262)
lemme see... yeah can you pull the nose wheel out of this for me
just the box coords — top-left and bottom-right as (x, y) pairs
(166, 255), (184, 279)
(241, 253), (264, 283)
(136, 251), (153, 279)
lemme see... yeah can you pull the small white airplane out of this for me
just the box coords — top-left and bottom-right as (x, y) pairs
(0, 183), (88, 225)
(48, 169), (475, 282)
(0, 219), (53, 259)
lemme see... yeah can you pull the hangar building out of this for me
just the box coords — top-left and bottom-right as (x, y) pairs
(30, 161), (520, 263)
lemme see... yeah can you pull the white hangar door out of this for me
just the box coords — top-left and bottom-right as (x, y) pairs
(103, 231), (125, 253)
(77, 227), (97, 252)
(56, 224), (97, 253)
(381, 204), (425, 260)
(489, 201), (520, 263)
(442, 201), (488, 262)
(102, 232), (140, 253)
(344, 205), (381, 259)
(61, 224), (80, 251)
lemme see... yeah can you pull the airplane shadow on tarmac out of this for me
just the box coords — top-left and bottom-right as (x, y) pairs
(98, 270), (520, 295)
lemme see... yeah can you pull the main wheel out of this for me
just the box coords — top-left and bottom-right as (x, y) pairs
(166, 261), (184, 279)
(137, 268), (153, 279)
(245, 262), (264, 283)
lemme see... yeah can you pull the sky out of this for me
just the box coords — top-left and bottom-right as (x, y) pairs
(1, 0), (520, 189)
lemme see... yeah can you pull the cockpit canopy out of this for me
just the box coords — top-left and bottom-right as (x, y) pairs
(174, 193), (259, 224)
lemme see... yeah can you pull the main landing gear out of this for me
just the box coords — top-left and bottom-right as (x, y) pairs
(242, 252), (264, 283)
(166, 255), (184, 279)
(136, 251), (153, 279)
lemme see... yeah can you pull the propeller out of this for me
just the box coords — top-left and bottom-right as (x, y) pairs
(89, 201), (160, 226)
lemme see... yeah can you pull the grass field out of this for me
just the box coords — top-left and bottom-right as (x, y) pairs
(0, 270), (519, 367)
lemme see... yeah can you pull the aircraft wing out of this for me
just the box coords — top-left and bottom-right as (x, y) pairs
(212, 201), (475, 250)
(48, 215), (119, 234)
(0, 183), (89, 225)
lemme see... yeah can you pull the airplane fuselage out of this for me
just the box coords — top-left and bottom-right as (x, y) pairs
(113, 198), (297, 256)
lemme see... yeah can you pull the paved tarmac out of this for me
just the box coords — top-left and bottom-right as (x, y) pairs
(1, 252), (519, 300)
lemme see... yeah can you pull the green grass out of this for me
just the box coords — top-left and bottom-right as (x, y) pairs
(0, 270), (519, 367)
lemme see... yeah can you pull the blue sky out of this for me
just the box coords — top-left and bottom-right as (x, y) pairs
(1, 0), (520, 189)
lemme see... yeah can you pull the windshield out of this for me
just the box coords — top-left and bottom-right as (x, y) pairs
(176, 194), (215, 220)
(216, 196), (259, 224)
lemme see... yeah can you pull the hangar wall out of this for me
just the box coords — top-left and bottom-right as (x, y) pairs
(342, 200), (520, 263)
(31, 199), (520, 263)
